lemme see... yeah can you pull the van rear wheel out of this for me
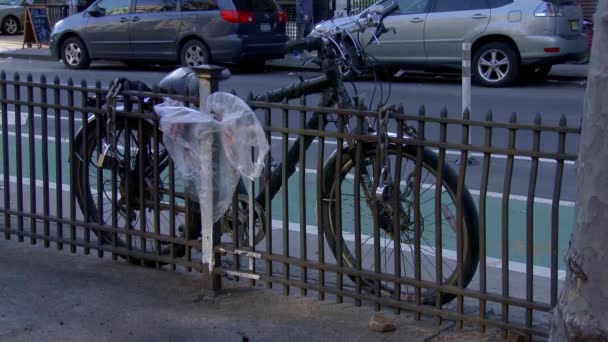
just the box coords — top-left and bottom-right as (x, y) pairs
(180, 40), (210, 67)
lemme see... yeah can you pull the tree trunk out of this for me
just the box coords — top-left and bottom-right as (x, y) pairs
(550, 1), (608, 340)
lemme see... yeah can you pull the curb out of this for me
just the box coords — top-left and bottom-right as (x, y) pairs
(0, 50), (56, 62)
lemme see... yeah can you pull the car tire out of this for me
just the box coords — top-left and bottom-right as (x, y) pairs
(180, 39), (210, 67)
(1, 16), (20, 35)
(473, 42), (519, 87)
(61, 37), (91, 70)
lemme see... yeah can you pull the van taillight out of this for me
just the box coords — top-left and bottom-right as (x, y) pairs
(277, 11), (287, 24)
(220, 10), (255, 23)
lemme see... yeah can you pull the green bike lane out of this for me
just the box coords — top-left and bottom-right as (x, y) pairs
(0, 133), (574, 274)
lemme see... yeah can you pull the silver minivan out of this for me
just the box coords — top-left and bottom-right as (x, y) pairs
(313, 0), (587, 87)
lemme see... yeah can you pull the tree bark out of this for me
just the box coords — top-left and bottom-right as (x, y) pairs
(550, 1), (608, 340)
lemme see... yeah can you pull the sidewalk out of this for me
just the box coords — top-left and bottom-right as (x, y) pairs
(0, 239), (505, 342)
(0, 35), (589, 80)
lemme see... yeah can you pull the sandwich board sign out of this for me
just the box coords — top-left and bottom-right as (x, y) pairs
(23, 6), (52, 48)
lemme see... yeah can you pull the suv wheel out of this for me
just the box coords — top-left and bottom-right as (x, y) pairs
(180, 40), (210, 67)
(1, 16), (19, 35)
(62, 37), (90, 70)
(473, 42), (519, 87)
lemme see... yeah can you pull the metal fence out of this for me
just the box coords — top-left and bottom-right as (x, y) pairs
(0, 71), (579, 338)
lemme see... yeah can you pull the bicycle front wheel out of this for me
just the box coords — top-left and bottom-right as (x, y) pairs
(321, 144), (479, 305)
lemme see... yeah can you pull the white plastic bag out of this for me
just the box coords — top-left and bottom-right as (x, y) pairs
(155, 92), (269, 223)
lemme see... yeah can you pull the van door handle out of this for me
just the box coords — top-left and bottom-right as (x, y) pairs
(120, 17), (128, 22)
(472, 14), (488, 19)
(131, 16), (140, 22)
(410, 18), (424, 23)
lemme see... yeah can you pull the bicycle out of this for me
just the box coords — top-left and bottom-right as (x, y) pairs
(72, 1), (479, 305)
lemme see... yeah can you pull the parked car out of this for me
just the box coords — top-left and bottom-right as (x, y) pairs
(0, 0), (26, 35)
(312, 0), (587, 87)
(50, 0), (288, 69)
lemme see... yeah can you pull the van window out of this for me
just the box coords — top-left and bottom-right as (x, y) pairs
(232, 0), (277, 11)
(181, 0), (218, 11)
(134, 0), (177, 12)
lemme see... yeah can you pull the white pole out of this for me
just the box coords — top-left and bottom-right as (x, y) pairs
(462, 42), (472, 146)
(197, 75), (213, 272)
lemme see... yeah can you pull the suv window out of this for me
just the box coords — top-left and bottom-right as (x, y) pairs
(95, 0), (131, 15)
(431, 0), (489, 12)
(181, 0), (217, 11)
(135, 0), (176, 12)
(232, 0), (277, 11)
(489, 0), (513, 8)
(396, 0), (430, 14)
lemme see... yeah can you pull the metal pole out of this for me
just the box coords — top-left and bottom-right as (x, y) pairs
(459, 42), (477, 165)
(192, 65), (228, 296)
(462, 42), (472, 132)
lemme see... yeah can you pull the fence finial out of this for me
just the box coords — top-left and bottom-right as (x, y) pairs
(0, 71), (5, 80)
(559, 114), (567, 127)
(13, 72), (19, 81)
(53, 75), (60, 84)
(40, 74), (46, 83)
(485, 110), (493, 122)
(463, 107), (470, 120)
(509, 112), (517, 123)
(418, 105), (425, 116)
(534, 112), (542, 126)
(440, 106), (448, 118)
(27, 73), (32, 82)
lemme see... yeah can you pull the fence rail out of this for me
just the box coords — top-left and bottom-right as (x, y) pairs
(0, 71), (579, 338)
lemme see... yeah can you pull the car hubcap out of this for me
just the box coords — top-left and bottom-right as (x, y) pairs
(185, 46), (206, 66)
(65, 43), (82, 66)
(478, 49), (510, 83)
(5, 18), (17, 34)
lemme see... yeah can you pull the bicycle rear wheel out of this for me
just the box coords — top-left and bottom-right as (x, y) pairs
(321, 144), (479, 305)
(73, 119), (200, 264)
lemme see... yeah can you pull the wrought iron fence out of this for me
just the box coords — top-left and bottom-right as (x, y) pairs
(0, 71), (579, 338)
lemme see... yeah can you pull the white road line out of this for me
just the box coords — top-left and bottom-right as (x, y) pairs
(0, 131), (70, 143)
(3, 110), (84, 123)
(0, 172), (567, 280)
(271, 135), (576, 166)
(271, 220), (565, 280)
(0, 173), (71, 192)
(301, 167), (575, 207)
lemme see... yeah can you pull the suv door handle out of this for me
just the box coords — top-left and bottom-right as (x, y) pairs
(472, 14), (488, 19)
(131, 16), (140, 22)
(410, 18), (424, 23)
(120, 17), (128, 22)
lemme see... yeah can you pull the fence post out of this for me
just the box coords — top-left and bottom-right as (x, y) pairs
(192, 65), (229, 295)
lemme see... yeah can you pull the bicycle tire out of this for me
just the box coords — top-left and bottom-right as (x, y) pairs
(321, 144), (479, 305)
(73, 119), (200, 265)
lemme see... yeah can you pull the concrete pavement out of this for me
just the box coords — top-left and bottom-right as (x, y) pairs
(0, 238), (504, 342)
